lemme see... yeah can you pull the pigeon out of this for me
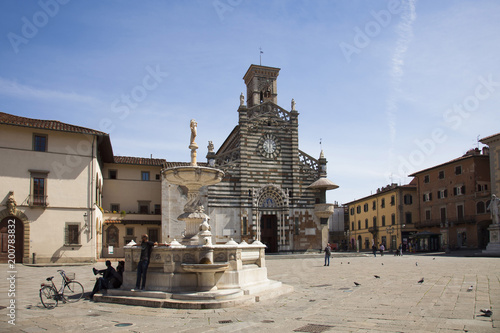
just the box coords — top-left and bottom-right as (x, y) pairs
(348, 262), (350, 264)
(381, 263), (384, 265)
(416, 262), (418, 266)
(480, 309), (492, 317)
(354, 282), (361, 286)
(433, 258), (435, 260)
(374, 275), (380, 279)
(418, 278), (424, 284)
(467, 285), (473, 292)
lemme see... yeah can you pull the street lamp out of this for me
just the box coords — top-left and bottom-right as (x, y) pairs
(344, 230), (350, 251)
(386, 226), (394, 250)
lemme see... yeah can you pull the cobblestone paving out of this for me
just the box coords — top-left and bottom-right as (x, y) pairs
(1, 252), (499, 332)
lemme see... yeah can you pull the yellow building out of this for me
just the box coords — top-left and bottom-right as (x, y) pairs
(346, 181), (418, 252)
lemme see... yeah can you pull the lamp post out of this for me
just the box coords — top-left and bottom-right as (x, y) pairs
(386, 226), (394, 250)
(344, 230), (350, 251)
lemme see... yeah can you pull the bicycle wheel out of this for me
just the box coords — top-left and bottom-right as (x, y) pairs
(63, 281), (84, 303)
(40, 286), (58, 309)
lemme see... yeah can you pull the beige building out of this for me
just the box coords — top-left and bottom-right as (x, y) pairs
(346, 182), (418, 252)
(101, 156), (164, 258)
(0, 112), (113, 263)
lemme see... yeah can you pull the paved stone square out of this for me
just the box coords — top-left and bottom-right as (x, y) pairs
(1, 252), (499, 332)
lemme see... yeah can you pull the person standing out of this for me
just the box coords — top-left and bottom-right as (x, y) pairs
(379, 243), (385, 256)
(372, 244), (377, 257)
(134, 234), (157, 291)
(324, 243), (332, 266)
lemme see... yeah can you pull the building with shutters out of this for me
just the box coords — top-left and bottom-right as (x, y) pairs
(410, 148), (491, 250)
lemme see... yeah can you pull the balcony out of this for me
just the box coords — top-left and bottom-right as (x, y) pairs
(28, 195), (48, 207)
(414, 220), (442, 228)
(448, 215), (476, 225)
(314, 203), (334, 219)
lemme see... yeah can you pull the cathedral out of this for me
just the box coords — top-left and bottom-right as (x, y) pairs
(162, 65), (338, 253)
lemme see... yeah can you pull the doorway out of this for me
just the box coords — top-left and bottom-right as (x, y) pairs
(0, 217), (24, 263)
(260, 215), (278, 253)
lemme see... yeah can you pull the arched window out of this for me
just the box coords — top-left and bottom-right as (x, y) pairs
(477, 201), (486, 214)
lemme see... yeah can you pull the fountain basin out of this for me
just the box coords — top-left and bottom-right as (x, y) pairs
(163, 166), (224, 190)
(181, 263), (229, 291)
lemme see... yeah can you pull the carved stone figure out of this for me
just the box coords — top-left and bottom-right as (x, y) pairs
(291, 98), (296, 111)
(489, 194), (500, 224)
(240, 92), (244, 106)
(190, 119), (197, 145)
(6, 192), (17, 215)
(207, 141), (214, 153)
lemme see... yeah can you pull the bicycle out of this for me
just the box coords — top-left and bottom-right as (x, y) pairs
(39, 269), (84, 309)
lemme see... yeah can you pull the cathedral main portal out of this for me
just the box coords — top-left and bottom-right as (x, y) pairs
(260, 214), (278, 252)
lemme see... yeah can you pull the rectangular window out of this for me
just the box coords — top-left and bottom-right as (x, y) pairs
(455, 166), (462, 175)
(358, 220), (361, 230)
(454, 185), (465, 196)
(438, 171), (445, 179)
(33, 134), (47, 152)
(405, 212), (412, 224)
(350, 208), (354, 216)
(363, 203), (368, 212)
(148, 228), (159, 243)
(109, 170), (117, 179)
(110, 204), (120, 212)
(457, 205), (464, 221)
(138, 201), (150, 214)
(33, 177), (46, 206)
(381, 199), (385, 208)
(390, 195), (395, 206)
(440, 207), (446, 223)
(242, 217), (247, 235)
(372, 201), (376, 210)
(126, 227), (134, 236)
(381, 215), (386, 227)
(351, 222), (355, 231)
(356, 206), (361, 214)
(425, 210), (431, 220)
(438, 189), (447, 199)
(65, 223), (80, 245)
(141, 171), (150, 181)
(365, 219), (368, 229)
(424, 175), (430, 183)
(30, 170), (49, 207)
(155, 174), (160, 180)
(154, 204), (161, 215)
(391, 214), (395, 225)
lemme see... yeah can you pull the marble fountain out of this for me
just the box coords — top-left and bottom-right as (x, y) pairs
(96, 120), (291, 309)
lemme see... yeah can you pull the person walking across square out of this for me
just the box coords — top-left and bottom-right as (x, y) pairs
(324, 243), (332, 266)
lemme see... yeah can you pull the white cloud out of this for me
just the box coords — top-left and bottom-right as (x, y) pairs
(0, 78), (101, 106)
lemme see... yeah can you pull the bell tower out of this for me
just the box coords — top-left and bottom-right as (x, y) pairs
(243, 65), (280, 107)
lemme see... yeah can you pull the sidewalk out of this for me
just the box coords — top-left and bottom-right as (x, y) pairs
(1, 253), (499, 332)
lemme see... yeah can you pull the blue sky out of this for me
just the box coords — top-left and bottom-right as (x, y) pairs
(1, 0), (499, 205)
